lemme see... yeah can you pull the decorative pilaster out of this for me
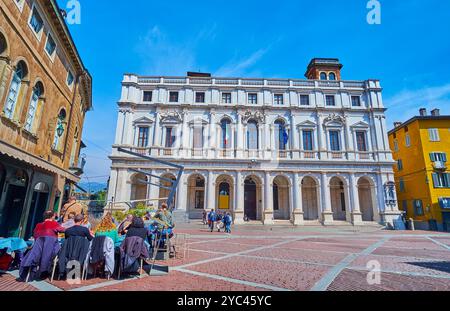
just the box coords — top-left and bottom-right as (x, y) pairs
(292, 173), (304, 225)
(234, 171), (245, 224)
(175, 174), (187, 212)
(263, 172), (274, 225)
(153, 111), (161, 147)
(321, 173), (333, 225)
(349, 173), (363, 225)
(236, 113), (244, 158)
(207, 171), (216, 211)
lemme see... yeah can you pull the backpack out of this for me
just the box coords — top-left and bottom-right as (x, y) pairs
(208, 212), (216, 221)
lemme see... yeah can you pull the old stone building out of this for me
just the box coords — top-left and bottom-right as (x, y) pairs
(108, 58), (401, 227)
(0, 0), (92, 238)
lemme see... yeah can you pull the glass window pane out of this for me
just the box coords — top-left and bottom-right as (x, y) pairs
(303, 130), (313, 151)
(247, 121), (258, 149)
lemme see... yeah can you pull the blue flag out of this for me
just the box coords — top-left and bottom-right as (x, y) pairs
(282, 129), (289, 145)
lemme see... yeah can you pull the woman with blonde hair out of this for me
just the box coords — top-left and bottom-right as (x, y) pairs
(95, 213), (119, 243)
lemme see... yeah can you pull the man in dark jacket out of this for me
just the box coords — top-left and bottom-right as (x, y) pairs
(65, 215), (94, 241)
(58, 215), (92, 279)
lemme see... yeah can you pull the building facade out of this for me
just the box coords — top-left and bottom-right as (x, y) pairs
(108, 58), (401, 226)
(0, 0), (92, 238)
(388, 109), (450, 231)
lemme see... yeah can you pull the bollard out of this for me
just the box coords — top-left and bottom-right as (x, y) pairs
(408, 218), (415, 231)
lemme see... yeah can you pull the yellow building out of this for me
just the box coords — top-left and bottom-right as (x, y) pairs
(388, 108), (450, 231)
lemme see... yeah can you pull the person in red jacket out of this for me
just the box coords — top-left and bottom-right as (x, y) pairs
(33, 211), (66, 239)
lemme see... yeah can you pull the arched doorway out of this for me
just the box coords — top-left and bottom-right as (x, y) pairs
(187, 174), (205, 215)
(358, 177), (375, 221)
(24, 182), (50, 239)
(158, 173), (176, 209)
(302, 176), (319, 221)
(216, 175), (234, 212)
(130, 173), (148, 207)
(273, 175), (290, 220)
(244, 176), (261, 221)
(0, 169), (29, 237)
(330, 177), (347, 221)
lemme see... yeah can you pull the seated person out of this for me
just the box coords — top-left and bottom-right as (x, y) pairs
(118, 214), (133, 236)
(65, 215), (94, 241)
(33, 211), (66, 239)
(95, 213), (119, 243)
(125, 217), (150, 241)
(61, 212), (77, 229)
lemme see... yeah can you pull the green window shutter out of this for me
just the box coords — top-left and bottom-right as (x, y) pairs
(443, 153), (447, 162)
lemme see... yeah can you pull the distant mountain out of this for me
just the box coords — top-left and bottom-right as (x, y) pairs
(76, 182), (108, 194)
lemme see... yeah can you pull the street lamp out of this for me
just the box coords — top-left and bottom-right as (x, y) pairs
(56, 122), (65, 137)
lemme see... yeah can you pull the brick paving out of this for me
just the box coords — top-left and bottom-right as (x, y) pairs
(1, 222), (450, 291)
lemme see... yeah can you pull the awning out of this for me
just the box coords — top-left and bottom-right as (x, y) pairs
(0, 141), (80, 183)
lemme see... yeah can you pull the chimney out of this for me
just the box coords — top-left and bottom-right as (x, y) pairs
(394, 122), (402, 128)
(419, 108), (427, 116)
(431, 108), (441, 116)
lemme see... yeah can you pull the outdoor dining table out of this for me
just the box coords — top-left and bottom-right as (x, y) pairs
(0, 238), (28, 255)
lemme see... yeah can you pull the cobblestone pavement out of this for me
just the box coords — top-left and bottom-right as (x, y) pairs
(2, 222), (450, 291)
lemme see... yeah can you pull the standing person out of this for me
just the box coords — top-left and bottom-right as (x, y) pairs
(202, 210), (207, 225)
(60, 196), (84, 223)
(207, 209), (216, 233)
(223, 213), (233, 234)
(216, 212), (223, 232)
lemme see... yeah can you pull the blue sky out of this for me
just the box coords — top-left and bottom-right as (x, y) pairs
(58, 0), (450, 185)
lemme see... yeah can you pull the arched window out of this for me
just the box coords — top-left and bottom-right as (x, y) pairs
(220, 118), (231, 149)
(0, 32), (7, 55)
(275, 119), (288, 150)
(320, 72), (327, 80)
(329, 72), (336, 80)
(4, 60), (28, 119)
(24, 81), (44, 133)
(52, 108), (67, 151)
(247, 120), (259, 150)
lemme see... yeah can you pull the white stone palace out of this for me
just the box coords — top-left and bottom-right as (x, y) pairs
(108, 58), (402, 226)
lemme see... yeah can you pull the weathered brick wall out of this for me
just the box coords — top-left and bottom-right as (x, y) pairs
(0, 0), (88, 172)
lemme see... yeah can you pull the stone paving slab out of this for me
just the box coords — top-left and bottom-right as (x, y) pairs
(188, 240), (262, 253)
(281, 240), (369, 253)
(373, 246), (450, 261)
(328, 269), (450, 291)
(350, 255), (450, 278)
(0, 273), (37, 291)
(92, 270), (266, 291)
(244, 247), (348, 266)
(383, 238), (446, 251)
(186, 256), (330, 291)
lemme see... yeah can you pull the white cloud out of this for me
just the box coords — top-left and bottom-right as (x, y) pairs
(136, 26), (197, 75)
(384, 83), (450, 126)
(214, 48), (269, 77)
